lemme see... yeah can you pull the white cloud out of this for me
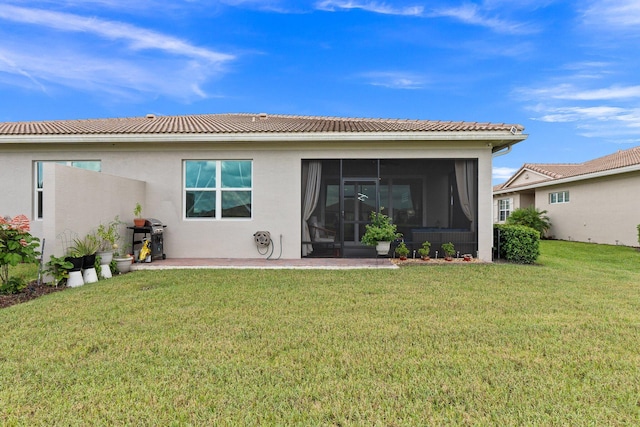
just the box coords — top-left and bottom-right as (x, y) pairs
(315, 0), (537, 34)
(533, 106), (629, 123)
(493, 166), (518, 181)
(428, 3), (538, 34)
(0, 4), (235, 100)
(359, 71), (426, 89)
(0, 51), (48, 94)
(315, 1), (424, 16)
(0, 5), (233, 63)
(523, 84), (640, 101)
(582, 0), (640, 28)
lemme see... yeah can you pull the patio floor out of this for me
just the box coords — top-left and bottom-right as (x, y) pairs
(131, 257), (399, 270)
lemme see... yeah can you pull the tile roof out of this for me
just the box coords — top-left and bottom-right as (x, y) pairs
(524, 146), (640, 178)
(0, 113), (524, 136)
(499, 145), (640, 191)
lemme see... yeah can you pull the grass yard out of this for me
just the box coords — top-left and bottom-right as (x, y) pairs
(1, 240), (639, 425)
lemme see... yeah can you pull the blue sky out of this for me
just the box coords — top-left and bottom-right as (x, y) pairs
(1, 0), (639, 183)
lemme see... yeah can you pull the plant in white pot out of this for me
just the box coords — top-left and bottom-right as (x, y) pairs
(112, 238), (133, 274)
(95, 216), (123, 279)
(361, 211), (401, 256)
(69, 234), (100, 284)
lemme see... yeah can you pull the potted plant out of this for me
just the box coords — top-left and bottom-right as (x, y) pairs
(63, 245), (84, 287)
(112, 239), (133, 274)
(133, 202), (145, 227)
(394, 241), (409, 260)
(70, 235), (100, 283)
(95, 216), (123, 278)
(441, 242), (455, 261)
(418, 240), (431, 260)
(361, 211), (401, 256)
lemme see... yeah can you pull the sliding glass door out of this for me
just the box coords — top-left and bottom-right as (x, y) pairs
(341, 179), (378, 254)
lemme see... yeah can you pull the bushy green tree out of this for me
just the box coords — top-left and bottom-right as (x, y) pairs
(506, 206), (551, 238)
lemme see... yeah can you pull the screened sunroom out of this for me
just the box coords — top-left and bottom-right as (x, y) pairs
(302, 159), (478, 258)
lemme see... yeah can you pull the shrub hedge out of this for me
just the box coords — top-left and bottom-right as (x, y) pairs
(494, 224), (540, 264)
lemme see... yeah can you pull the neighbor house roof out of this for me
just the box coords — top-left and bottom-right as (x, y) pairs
(0, 113), (524, 136)
(495, 145), (640, 193)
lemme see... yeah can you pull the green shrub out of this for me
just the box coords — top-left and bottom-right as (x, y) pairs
(494, 224), (540, 264)
(0, 221), (41, 293)
(506, 207), (551, 238)
(43, 255), (73, 287)
(637, 224), (640, 245)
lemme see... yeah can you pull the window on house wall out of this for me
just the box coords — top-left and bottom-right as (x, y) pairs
(34, 160), (101, 219)
(184, 160), (252, 219)
(498, 198), (511, 221)
(549, 191), (570, 204)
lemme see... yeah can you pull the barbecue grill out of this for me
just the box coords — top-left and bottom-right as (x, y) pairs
(129, 218), (166, 261)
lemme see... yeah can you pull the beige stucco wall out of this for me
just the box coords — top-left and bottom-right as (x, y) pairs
(509, 170), (550, 187)
(42, 163), (146, 260)
(537, 171), (640, 246)
(0, 149), (35, 222)
(1, 139), (498, 260)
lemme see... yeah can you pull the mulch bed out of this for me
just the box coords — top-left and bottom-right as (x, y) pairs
(392, 257), (483, 265)
(0, 281), (68, 309)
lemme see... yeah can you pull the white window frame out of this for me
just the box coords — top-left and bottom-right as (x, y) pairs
(183, 160), (253, 220)
(498, 198), (511, 222)
(34, 160), (101, 220)
(549, 191), (570, 204)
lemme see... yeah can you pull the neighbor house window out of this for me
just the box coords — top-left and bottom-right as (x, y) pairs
(184, 160), (252, 219)
(34, 161), (101, 219)
(549, 191), (570, 204)
(498, 198), (511, 222)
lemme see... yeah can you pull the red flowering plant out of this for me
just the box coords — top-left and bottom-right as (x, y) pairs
(0, 215), (41, 294)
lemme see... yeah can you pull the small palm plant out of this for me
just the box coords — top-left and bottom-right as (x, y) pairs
(506, 207), (551, 238)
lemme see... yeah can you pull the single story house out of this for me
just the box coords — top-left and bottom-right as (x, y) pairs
(0, 113), (526, 261)
(493, 145), (640, 246)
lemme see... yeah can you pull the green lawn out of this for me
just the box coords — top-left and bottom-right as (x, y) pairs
(2, 241), (639, 425)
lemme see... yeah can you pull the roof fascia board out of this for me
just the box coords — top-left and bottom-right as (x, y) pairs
(493, 163), (640, 194)
(0, 131), (527, 145)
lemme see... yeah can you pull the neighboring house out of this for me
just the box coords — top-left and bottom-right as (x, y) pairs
(0, 113), (526, 261)
(493, 146), (640, 246)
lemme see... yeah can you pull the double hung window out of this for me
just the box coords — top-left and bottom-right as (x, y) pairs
(549, 191), (569, 204)
(498, 198), (511, 222)
(184, 160), (252, 219)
